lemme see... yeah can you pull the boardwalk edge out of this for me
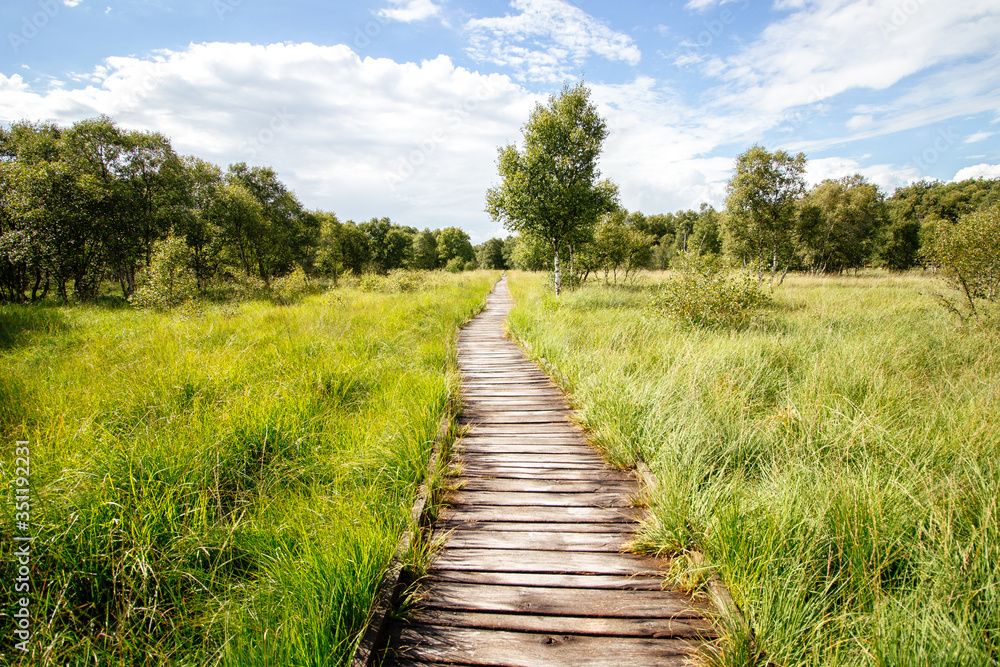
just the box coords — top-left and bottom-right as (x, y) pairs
(349, 285), (495, 667)
(635, 461), (746, 632)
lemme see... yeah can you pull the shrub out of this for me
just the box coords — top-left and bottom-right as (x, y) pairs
(650, 250), (771, 328)
(445, 257), (466, 273)
(358, 269), (428, 293)
(271, 264), (311, 304)
(130, 235), (198, 309)
(926, 203), (1000, 324)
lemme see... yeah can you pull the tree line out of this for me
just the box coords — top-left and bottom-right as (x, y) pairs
(484, 83), (1000, 289)
(0, 117), (495, 304)
(4, 111), (998, 304)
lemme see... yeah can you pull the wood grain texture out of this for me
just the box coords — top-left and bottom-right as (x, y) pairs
(380, 277), (714, 667)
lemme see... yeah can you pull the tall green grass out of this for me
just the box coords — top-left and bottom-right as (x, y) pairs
(0, 272), (497, 666)
(506, 271), (999, 666)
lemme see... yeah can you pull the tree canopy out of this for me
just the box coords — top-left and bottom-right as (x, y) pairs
(485, 81), (619, 294)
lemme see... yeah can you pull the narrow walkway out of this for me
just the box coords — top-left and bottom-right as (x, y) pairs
(381, 277), (715, 666)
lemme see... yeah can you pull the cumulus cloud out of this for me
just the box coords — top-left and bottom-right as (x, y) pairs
(0, 42), (532, 238)
(954, 163), (1000, 181)
(378, 0), (442, 22)
(466, 0), (641, 82)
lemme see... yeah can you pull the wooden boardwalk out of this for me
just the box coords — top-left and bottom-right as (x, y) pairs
(381, 277), (716, 666)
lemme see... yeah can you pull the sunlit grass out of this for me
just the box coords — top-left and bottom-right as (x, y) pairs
(506, 269), (999, 666)
(0, 271), (497, 666)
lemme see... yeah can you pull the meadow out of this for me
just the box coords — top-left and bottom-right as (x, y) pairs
(506, 270), (999, 666)
(0, 271), (497, 666)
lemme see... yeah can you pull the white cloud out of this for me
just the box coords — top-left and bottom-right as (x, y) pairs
(684, 0), (718, 10)
(0, 42), (533, 239)
(846, 114), (873, 130)
(966, 131), (994, 143)
(64, 0), (83, 6)
(806, 156), (915, 194)
(954, 163), (1000, 181)
(705, 0), (1000, 119)
(378, 0), (442, 22)
(465, 0), (641, 82)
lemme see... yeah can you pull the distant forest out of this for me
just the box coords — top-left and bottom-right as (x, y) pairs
(2, 117), (999, 303)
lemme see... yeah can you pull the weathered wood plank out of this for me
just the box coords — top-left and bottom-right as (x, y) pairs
(459, 478), (635, 494)
(438, 505), (642, 523)
(447, 490), (633, 507)
(432, 548), (663, 576)
(453, 469), (628, 483)
(387, 625), (701, 667)
(424, 570), (662, 590)
(436, 521), (638, 534)
(403, 610), (718, 638)
(444, 530), (632, 552)
(416, 581), (707, 618)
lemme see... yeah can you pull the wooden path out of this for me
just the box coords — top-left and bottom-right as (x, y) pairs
(380, 277), (716, 666)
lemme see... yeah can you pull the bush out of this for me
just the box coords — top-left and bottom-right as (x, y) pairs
(445, 257), (466, 273)
(926, 204), (1000, 324)
(130, 235), (198, 309)
(271, 264), (311, 304)
(358, 269), (428, 293)
(650, 250), (771, 328)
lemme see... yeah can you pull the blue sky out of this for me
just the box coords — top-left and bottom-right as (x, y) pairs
(2, 0), (999, 240)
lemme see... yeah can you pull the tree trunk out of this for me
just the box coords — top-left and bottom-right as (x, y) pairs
(553, 245), (561, 296)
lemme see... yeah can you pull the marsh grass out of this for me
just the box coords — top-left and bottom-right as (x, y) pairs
(0, 271), (497, 666)
(506, 270), (999, 666)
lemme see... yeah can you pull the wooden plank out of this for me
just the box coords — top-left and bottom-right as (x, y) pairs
(438, 506), (641, 523)
(387, 625), (700, 667)
(425, 570), (662, 590)
(460, 413), (574, 425)
(404, 610), (718, 638)
(452, 454), (608, 466)
(444, 530), (632, 552)
(437, 521), (637, 534)
(458, 444), (603, 457)
(454, 467), (626, 481)
(459, 478), (635, 494)
(432, 548), (663, 576)
(416, 582), (707, 618)
(447, 491), (633, 508)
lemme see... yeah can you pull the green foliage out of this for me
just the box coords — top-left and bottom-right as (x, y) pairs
(129, 235), (198, 309)
(650, 251), (772, 328)
(485, 81), (619, 294)
(725, 145), (807, 283)
(358, 269), (431, 292)
(476, 237), (506, 270)
(925, 203), (1000, 324)
(411, 229), (440, 270)
(436, 227), (475, 266)
(581, 210), (653, 284)
(444, 256), (466, 273)
(796, 174), (887, 273)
